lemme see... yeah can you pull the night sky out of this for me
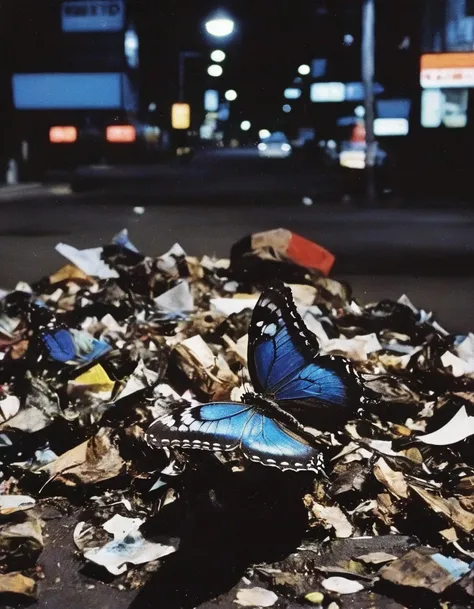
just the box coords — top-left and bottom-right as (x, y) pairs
(1, 1), (420, 135)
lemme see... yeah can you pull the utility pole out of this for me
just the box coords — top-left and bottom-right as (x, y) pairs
(362, 0), (377, 205)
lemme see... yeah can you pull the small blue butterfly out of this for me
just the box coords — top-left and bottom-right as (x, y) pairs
(146, 281), (359, 473)
(43, 328), (111, 364)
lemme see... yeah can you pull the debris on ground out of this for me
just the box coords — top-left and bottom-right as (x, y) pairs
(0, 229), (473, 607)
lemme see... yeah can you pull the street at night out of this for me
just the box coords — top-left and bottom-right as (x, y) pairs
(1, 1), (474, 608)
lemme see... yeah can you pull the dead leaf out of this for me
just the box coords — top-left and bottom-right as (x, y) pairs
(173, 335), (238, 400)
(38, 427), (124, 486)
(410, 485), (474, 534)
(304, 496), (353, 538)
(0, 516), (44, 563)
(373, 458), (408, 499)
(0, 572), (37, 599)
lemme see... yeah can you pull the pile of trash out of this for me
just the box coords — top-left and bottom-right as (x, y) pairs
(0, 227), (473, 607)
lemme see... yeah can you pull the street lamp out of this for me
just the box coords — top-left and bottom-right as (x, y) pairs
(240, 120), (251, 131)
(205, 17), (235, 38)
(298, 64), (311, 75)
(225, 89), (237, 101)
(282, 104), (291, 113)
(211, 49), (226, 62)
(208, 64), (223, 77)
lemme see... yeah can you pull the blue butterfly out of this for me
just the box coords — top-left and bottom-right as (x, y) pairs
(146, 281), (359, 473)
(42, 328), (111, 364)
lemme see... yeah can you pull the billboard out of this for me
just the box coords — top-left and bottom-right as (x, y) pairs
(421, 53), (474, 88)
(12, 73), (130, 109)
(61, 1), (125, 32)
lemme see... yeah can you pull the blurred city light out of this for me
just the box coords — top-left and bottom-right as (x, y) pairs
(284, 88), (301, 99)
(354, 105), (365, 117)
(343, 33), (354, 46)
(204, 89), (219, 111)
(259, 129), (271, 139)
(49, 126), (77, 143)
(282, 104), (291, 113)
(240, 120), (251, 131)
(281, 143), (291, 152)
(205, 17), (235, 38)
(124, 26), (139, 68)
(207, 64), (223, 77)
(258, 142), (267, 151)
(374, 118), (409, 136)
(106, 125), (136, 143)
(148, 102), (157, 112)
(298, 64), (310, 75)
(171, 103), (191, 129)
(225, 89), (237, 101)
(310, 82), (345, 102)
(210, 49), (226, 62)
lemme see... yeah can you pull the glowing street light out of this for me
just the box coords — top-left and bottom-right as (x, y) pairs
(225, 89), (237, 101)
(259, 129), (271, 139)
(298, 64), (310, 75)
(205, 17), (235, 38)
(282, 104), (291, 113)
(207, 64), (223, 77)
(240, 120), (251, 131)
(210, 49), (226, 62)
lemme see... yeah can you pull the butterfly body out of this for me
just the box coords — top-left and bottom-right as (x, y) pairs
(146, 281), (360, 474)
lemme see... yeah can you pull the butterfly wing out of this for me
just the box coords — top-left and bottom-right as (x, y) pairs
(43, 329), (76, 363)
(146, 400), (324, 473)
(248, 281), (359, 412)
(145, 402), (253, 452)
(239, 412), (324, 473)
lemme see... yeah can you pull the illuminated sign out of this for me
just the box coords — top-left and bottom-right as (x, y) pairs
(12, 73), (123, 109)
(310, 82), (345, 102)
(373, 118), (409, 136)
(420, 53), (474, 88)
(172, 103), (191, 129)
(61, 1), (124, 32)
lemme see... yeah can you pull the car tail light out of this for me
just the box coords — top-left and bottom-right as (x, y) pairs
(49, 126), (77, 143)
(106, 125), (136, 143)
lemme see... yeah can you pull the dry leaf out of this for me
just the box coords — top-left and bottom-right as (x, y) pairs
(0, 572), (37, 599)
(410, 485), (474, 534)
(373, 458), (408, 499)
(304, 496), (353, 538)
(39, 427), (124, 486)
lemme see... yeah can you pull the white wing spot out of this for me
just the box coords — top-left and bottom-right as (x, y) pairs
(263, 323), (277, 336)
